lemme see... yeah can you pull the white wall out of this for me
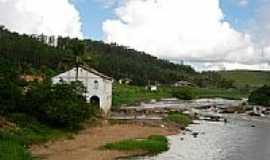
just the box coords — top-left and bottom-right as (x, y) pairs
(52, 67), (112, 115)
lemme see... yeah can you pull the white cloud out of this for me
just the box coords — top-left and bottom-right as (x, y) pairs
(96, 0), (119, 8)
(102, 0), (270, 70)
(238, 0), (249, 7)
(0, 0), (83, 38)
(185, 61), (270, 71)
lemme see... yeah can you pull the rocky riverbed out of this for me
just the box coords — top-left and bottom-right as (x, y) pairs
(115, 98), (270, 160)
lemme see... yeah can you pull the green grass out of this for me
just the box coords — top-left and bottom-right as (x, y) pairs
(165, 112), (192, 127)
(192, 87), (248, 100)
(0, 113), (71, 160)
(219, 70), (270, 88)
(0, 133), (33, 160)
(113, 85), (249, 109)
(112, 84), (172, 108)
(104, 135), (169, 154)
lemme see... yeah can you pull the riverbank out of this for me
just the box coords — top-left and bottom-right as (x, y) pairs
(112, 84), (248, 108)
(133, 116), (270, 160)
(30, 123), (179, 160)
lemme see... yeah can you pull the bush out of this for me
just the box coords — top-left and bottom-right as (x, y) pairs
(0, 80), (22, 114)
(24, 81), (94, 129)
(248, 85), (270, 106)
(172, 87), (194, 100)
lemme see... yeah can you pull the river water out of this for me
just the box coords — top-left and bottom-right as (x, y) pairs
(132, 116), (270, 160)
(118, 99), (270, 160)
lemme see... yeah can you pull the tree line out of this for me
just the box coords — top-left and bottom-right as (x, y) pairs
(0, 25), (233, 87)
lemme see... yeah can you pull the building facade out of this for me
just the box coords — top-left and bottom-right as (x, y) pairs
(51, 66), (113, 115)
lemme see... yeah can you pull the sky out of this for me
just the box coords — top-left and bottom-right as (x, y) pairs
(0, 0), (270, 71)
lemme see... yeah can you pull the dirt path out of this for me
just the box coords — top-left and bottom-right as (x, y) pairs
(30, 124), (178, 160)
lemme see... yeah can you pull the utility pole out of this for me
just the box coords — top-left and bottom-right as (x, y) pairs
(75, 56), (79, 81)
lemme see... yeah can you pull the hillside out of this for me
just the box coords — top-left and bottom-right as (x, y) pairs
(0, 26), (232, 87)
(219, 70), (270, 88)
(0, 26), (195, 85)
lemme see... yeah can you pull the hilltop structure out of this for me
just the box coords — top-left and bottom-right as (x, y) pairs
(31, 34), (58, 47)
(51, 66), (113, 115)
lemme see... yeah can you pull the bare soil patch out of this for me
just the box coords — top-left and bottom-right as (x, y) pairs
(30, 123), (178, 160)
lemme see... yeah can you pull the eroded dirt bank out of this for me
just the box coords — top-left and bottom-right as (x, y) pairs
(30, 123), (178, 160)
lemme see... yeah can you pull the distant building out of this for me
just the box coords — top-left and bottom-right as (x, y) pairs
(31, 34), (58, 47)
(118, 78), (132, 85)
(51, 66), (113, 115)
(173, 81), (192, 87)
(150, 85), (158, 91)
(145, 85), (158, 92)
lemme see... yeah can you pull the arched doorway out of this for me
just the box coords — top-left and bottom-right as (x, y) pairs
(90, 95), (100, 107)
(89, 95), (101, 116)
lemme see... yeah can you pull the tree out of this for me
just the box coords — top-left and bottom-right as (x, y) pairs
(24, 81), (93, 129)
(248, 85), (270, 106)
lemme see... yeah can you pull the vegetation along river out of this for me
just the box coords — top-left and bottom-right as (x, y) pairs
(128, 107), (270, 160)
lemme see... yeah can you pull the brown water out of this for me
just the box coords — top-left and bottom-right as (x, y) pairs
(131, 117), (270, 160)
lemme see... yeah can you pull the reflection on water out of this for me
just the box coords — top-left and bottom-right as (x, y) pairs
(132, 118), (270, 160)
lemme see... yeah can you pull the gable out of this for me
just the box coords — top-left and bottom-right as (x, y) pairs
(52, 67), (112, 82)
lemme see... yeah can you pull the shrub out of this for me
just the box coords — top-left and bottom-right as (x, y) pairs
(24, 81), (94, 129)
(248, 85), (270, 106)
(172, 87), (194, 100)
(0, 80), (22, 114)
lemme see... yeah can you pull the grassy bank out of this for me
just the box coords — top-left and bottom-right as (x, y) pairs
(104, 135), (168, 154)
(113, 85), (248, 108)
(192, 87), (248, 100)
(165, 112), (192, 128)
(0, 114), (70, 160)
(219, 70), (270, 88)
(112, 84), (172, 108)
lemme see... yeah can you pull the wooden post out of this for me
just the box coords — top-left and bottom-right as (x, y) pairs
(75, 56), (79, 81)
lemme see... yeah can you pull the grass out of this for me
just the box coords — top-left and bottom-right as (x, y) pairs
(113, 84), (249, 109)
(0, 134), (33, 160)
(112, 84), (172, 108)
(219, 70), (270, 88)
(0, 113), (71, 160)
(165, 112), (192, 127)
(104, 135), (169, 154)
(192, 87), (248, 100)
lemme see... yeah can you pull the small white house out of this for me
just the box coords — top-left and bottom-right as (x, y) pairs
(145, 85), (158, 92)
(173, 81), (192, 87)
(51, 66), (113, 115)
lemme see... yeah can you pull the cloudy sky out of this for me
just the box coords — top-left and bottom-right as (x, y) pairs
(1, 0), (270, 71)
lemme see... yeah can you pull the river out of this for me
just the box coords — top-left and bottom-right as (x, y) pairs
(130, 116), (270, 160)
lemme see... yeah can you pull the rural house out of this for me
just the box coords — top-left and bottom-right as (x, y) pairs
(51, 66), (113, 115)
(173, 81), (192, 87)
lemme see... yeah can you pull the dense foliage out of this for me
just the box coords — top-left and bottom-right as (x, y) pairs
(248, 85), (270, 106)
(0, 26), (233, 87)
(24, 81), (94, 129)
(0, 58), (95, 129)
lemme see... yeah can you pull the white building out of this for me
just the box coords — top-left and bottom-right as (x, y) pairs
(31, 34), (58, 47)
(51, 66), (113, 116)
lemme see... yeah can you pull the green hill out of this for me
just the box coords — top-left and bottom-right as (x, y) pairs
(219, 70), (270, 88)
(0, 26), (232, 88)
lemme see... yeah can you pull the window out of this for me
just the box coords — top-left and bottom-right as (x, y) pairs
(94, 80), (99, 89)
